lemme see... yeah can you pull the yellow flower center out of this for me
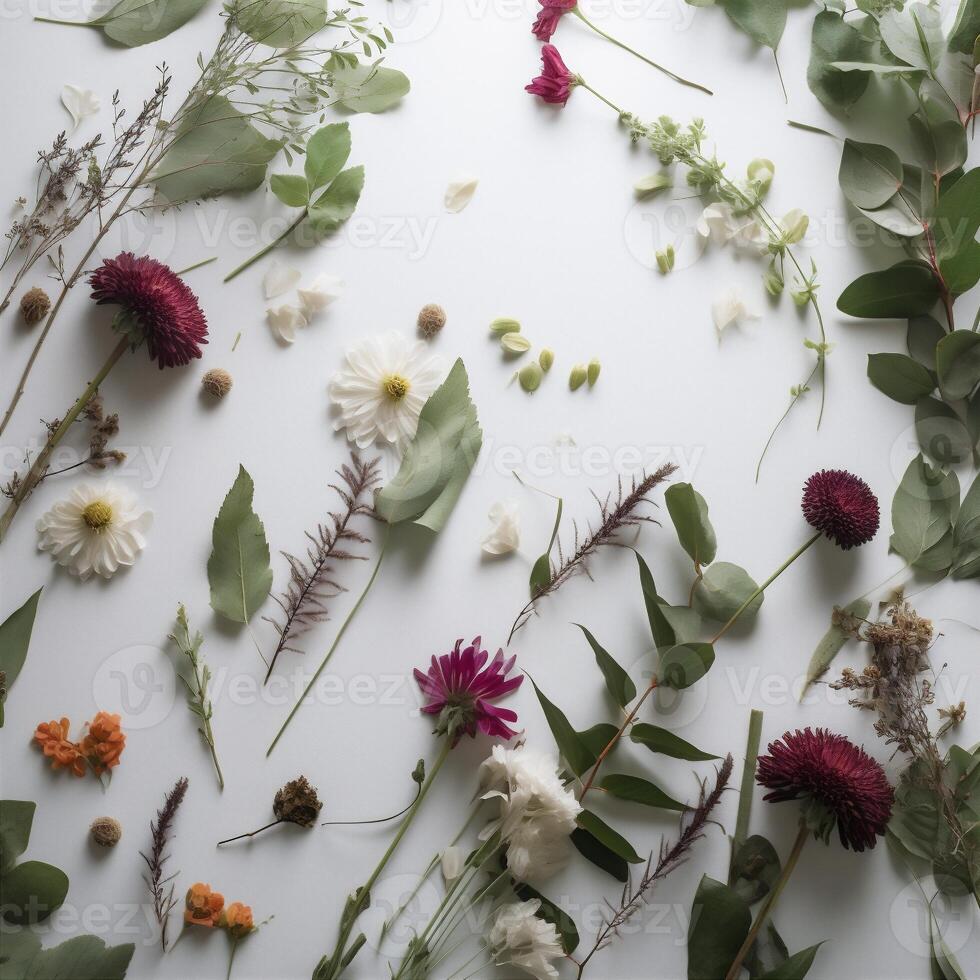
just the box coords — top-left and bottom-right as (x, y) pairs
(82, 500), (113, 530)
(382, 374), (410, 400)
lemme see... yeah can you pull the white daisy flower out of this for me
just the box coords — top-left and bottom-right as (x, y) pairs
(36, 481), (152, 581)
(482, 500), (520, 556)
(487, 900), (563, 980)
(329, 331), (444, 449)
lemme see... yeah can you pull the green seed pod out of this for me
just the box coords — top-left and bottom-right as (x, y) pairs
(538, 348), (554, 372)
(490, 317), (521, 335)
(569, 364), (587, 391)
(519, 363), (543, 392)
(655, 245), (675, 275)
(587, 359), (601, 387)
(501, 333), (531, 355)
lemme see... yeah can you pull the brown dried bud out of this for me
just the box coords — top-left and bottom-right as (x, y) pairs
(273, 775), (322, 828)
(90, 816), (122, 848)
(20, 287), (51, 326)
(202, 368), (233, 399)
(417, 303), (446, 339)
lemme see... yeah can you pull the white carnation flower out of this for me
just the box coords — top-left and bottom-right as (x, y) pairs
(329, 331), (444, 449)
(36, 481), (152, 580)
(487, 900), (563, 980)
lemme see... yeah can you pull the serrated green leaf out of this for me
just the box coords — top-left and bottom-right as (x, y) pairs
(601, 773), (686, 811)
(838, 261), (939, 319)
(375, 359), (482, 532)
(576, 625), (635, 708)
(693, 562), (762, 623)
(665, 483), (717, 567)
(576, 810), (643, 864)
(270, 173), (310, 207)
(867, 352), (935, 404)
(688, 875), (751, 980)
(332, 64), (411, 113)
(306, 165), (365, 240)
(0, 589), (41, 727)
(630, 723), (718, 761)
(207, 466), (273, 624)
(303, 122), (351, 191)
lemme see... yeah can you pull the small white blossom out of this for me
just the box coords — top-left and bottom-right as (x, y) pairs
(481, 500), (520, 557)
(779, 208), (809, 245)
(298, 273), (344, 318)
(266, 304), (307, 344)
(61, 85), (100, 131)
(711, 287), (759, 339)
(487, 900), (563, 980)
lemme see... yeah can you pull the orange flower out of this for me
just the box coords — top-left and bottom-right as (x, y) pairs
(81, 711), (126, 774)
(34, 718), (85, 777)
(184, 883), (224, 928)
(220, 902), (254, 938)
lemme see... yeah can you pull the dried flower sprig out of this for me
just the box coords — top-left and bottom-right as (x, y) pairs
(574, 754), (734, 979)
(169, 605), (223, 790)
(263, 453), (381, 683)
(508, 464), (677, 642)
(33, 711), (126, 778)
(140, 776), (189, 952)
(217, 775), (323, 846)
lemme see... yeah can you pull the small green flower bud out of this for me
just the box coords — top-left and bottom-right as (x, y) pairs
(569, 364), (587, 391)
(587, 359), (601, 387)
(518, 363), (543, 392)
(747, 158), (774, 194)
(655, 245), (675, 275)
(490, 317), (520, 335)
(539, 348), (554, 372)
(763, 262), (784, 296)
(633, 172), (672, 198)
(500, 333), (531, 355)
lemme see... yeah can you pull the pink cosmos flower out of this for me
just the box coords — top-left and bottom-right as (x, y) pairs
(525, 44), (576, 106)
(532, 0), (577, 41)
(414, 637), (523, 745)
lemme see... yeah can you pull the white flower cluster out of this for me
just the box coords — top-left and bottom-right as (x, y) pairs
(486, 900), (564, 980)
(477, 744), (581, 883)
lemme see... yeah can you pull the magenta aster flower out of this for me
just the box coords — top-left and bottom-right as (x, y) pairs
(415, 638), (523, 744)
(526, 45), (576, 106)
(757, 728), (893, 852)
(801, 469), (879, 550)
(532, 0), (577, 41)
(89, 252), (208, 369)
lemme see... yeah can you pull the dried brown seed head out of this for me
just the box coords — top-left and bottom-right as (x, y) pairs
(202, 368), (233, 398)
(273, 775), (322, 827)
(90, 816), (122, 848)
(20, 287), (51, 326)
(417, 303), (446, 339)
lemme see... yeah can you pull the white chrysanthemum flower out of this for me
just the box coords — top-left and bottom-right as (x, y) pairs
(298, 273), (343, 319)
(36, 481), (152, 580)
(329, 331), (444, 449)
(711, 287), (759, 339)
(487, 900), (563, 980)
(267, 304), (307, 344)
(482, 500), (520, 556)
(478, 744), (581, 883)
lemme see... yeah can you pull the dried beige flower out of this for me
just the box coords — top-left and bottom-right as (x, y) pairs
(90, 816), (122, 848)
(20, 287), (51, 326)
(274, 775), (323, 827)
(417, 303), (446, 339)
(202, 368), (233, 398)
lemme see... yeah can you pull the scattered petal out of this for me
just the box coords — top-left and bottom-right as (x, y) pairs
(61, 85), (100, 131)
(263, 261), (301, 300)
(441, 846), (466, 885)
(266, 304), (307, 344)
(482, 500), (521, 556)
(444, 175), (479, 213)
(711, 287), (759, 339)
(297, 273), (344, 318)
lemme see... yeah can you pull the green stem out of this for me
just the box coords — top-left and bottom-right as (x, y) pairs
(572, 8), (713, 95)
(710, 532), (821, 643)
(34, 15), (95, 26)
(227, 937), (239, 980)
(223, 210), (307, 283)
(175, 256), (218, 276)
(724, 823), (808, 980)
(575, 78), (625, 116)
(729, 708), (764, 885)
(267, 526), (389, 756)
(0, 337), (128, 543)
(217, 819), (284, 847)
(318, 741), (453, 979)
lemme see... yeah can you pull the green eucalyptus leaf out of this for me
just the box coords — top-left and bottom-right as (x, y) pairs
(907, 315), (945, 368)
(910, 81), (969, 179)
(759, 944), (824, 979)
(659, 604), (703, 645)
(575, 810), (644, 864)
(49, 0), (208, 47)
(576, 625), (636, 708)
(375, 359), (482, 532)
(867, 352), (935, 404)
(721, 0), (786, 50)
(207, 465), (273, 624)
(936, 331), (980, 400)
(306, 166), (365, 240)
(890, 454), (959, 570)
(948, 0), (980, 55)
(658, 642), (715, 689)
(528, 679), (592, 778)
(688, 875), (751, 980)
(600, 773), (686, 812)
(807, 10), (871, 111)
(630, 723), (718, 761)
(839, 139), (903, 210)
(838, 260), (939, 319)
(576, 723), (619, 770)
(512, 882), (580, 954)
(693, 562), (762, 622)
(635, 550), (676, 649)
(303, 122), (352, 191)
(530, 498), (563, 597)
(0, 589), (41, 727)
(952, 471), (980, 578)
(332, 64), (411, 113)
(0, 930), (134, 980)
(879, 3), (944, 70)
(933, 169), (980, 295)
(916, 397), (974, 466)
(829, 61), (926, 75)
(238, 0), (329, 48)
(570, 827), (628, 882)
(730, 834), (781, 905)
(856, 194), (924, 238)
(665, 483), (717, 567)
(1, 860), (69, 924)
(0, 801), (35, 874)
(151, 96), (283, 204)
(802, 598), (871, 695)
(269, 174), (310, 208)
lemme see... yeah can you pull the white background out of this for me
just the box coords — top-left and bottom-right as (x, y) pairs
(1, 1), (978, 978)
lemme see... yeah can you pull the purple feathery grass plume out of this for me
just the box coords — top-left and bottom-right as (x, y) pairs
(140, 776), (189, 951)
(757, 728), (893, 852)
(414, 638), (524, 745)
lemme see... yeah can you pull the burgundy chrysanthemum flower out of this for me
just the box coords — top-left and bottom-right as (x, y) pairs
(526, 44), (576, 106)
(414, 637), (524, 745)
(89, 252), (208, 369)
(532, 0), (577, 41)
(801, 469), (879, 550)
(756, 728), (893, 852)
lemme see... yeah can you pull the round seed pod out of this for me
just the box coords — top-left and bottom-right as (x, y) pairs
(417, 304), (446, 339)
(201, 368), (233, 398)
(20, 287), (51, 326)
(90, 816), (122, 848)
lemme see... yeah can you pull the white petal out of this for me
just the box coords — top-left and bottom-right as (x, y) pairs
(482, 500), (520, 556)
(298, 273), (344, 318)
(444, 175), (479, 213)
(440, 846), (466, 885)
(266, 304), (307, 344)
(61, 85), (100, 132)
(696, 203), (735, 245)
(263, 260), (301, 300)
(711, 287), (759, 339)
